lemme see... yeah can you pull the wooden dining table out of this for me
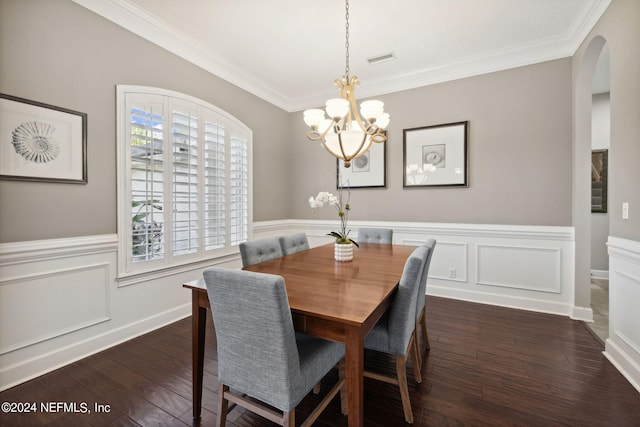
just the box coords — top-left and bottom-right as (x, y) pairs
(183, 242), (416, 427)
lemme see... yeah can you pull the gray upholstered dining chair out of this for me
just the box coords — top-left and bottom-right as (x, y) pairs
(357, 227), (393, 244)
(414, 239), (436, 373)
(203, 267), (347, 427)
(278, 232), (310, 255)
(239, 236), (283, 266)
(363, 245), (429, 424)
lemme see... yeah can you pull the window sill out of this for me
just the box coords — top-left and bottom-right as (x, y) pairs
(116, 251), (240, 287)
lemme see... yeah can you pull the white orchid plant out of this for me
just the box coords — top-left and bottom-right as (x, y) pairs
(309, 183), (359, 247)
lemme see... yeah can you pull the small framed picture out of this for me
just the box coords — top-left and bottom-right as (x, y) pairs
(0, 93), (87, 184)
(403, 121), (468, 188)
(337, 139), (386, 188)
(591, 149), (607, 213)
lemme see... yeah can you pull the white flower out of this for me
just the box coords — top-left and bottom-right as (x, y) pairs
(316, 191), (333, 204)
(308, 182), (355, 244)
(309, 196), (323, 209)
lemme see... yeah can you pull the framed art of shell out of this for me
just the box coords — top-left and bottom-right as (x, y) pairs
(403, 121), (468, 188)
(0, 93), (87, 184)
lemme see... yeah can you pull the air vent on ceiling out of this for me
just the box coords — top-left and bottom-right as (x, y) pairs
(367, 52), (396, 65)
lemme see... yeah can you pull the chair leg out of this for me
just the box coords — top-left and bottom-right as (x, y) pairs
(410, 334), (422, 384)
(301, 362), (346, 427)
(283, 410), (295, 427)
(217, 384), (229, 427)
(395, 355), (414, 424)
(338, 358), (348, 415)
(413, 325), (422, 369)
(421, 311), (430, 351)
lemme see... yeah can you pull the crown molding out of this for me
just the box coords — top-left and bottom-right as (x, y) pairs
(71, 0), (290, 110)
(72, 0), (611, 113)
(292, 0), (611, 111)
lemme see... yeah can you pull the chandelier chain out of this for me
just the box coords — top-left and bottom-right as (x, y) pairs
(344, 0), (350, 78)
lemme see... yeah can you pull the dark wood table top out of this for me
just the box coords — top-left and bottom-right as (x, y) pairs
(242, 242), (415, 326)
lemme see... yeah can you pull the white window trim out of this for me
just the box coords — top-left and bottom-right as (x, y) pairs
(116, 85), (252, 280)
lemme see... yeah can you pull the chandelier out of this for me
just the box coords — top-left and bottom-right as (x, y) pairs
(302, 0), (390, 168)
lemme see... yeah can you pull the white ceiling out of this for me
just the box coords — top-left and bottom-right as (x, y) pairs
(73, 0), (611, 112)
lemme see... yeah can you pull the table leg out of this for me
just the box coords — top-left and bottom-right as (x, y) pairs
(191, 291), (207, 419)
(345, 327), (364, 427)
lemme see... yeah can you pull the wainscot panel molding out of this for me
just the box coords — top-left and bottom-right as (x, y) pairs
(476, 244), (562, 293)
(270, 220), (576, 317)
(0, 223), (580, 391)
(0, 234), (240, 391)
(606, 236), (640, 393)
(0, 234), (118, 266)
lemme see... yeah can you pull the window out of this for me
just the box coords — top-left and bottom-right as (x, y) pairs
(117, 86), (251, 276)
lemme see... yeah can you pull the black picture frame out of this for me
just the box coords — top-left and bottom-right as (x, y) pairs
(403, 121), (468, 188)
(0, 93), (87, 184)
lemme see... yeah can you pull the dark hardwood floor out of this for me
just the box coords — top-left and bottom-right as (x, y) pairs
(2, 296), (640, 426)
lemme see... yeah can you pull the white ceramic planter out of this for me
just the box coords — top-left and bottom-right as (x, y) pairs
(334, 242), (354, 262)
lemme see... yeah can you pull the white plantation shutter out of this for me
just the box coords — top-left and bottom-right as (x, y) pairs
(230, 133), (249, 245)
(172, 107), (199, 257)
(129, 97), (165, 263)
(117, 86), (252, 275)
(204, 121), (226, 250)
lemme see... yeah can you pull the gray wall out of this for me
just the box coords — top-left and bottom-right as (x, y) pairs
(576, 0), (640, 242)
(290, 59), (573, 226)
(571, 0), (639, 308)
(0, 0), (291, 243)
(3, 0), (637, 248)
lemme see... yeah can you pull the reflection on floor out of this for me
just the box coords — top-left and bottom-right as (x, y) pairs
(588, 277), (609, 342)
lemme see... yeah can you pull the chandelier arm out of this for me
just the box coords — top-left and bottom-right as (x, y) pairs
(336, 131), (349, 162)
(337, 129), (368, 167)
(343, 76), (381, 137)
(319, 132), (351, 167)
(370, 129), (388, 143)
(347, 93), (369, 134)
(306, 130), (323, 141)
(355, 133), (373, 159)
(352, 132), (369, 160)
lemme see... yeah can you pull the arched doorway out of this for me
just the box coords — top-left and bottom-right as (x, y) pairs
(573, 35), (608, 327)
(588, 43), (610, 341)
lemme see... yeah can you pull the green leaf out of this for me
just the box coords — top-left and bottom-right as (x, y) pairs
(132, 213), (148, 222)
(327, 231), (344, 240)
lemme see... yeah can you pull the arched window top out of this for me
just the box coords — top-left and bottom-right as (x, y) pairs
(116, 85), (252, 277)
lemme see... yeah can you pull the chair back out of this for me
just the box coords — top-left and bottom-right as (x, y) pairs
(239, 236), (283, 266)
(203, 267), (302, 410)
(386, 245), (428, 354)
(279, 233), (310, 255)
(357, 227), (393, 244)
(415, 239), (436, 323)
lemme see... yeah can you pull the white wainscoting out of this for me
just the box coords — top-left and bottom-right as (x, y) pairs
(605, 236), (640, 393)
(273, 220), (576, 316)
(0, 235), (242, 391)
(0, 221), (578, 391)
